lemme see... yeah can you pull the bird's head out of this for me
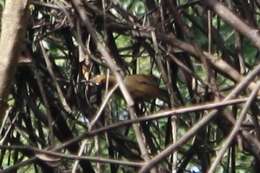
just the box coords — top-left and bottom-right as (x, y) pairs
(90, 75), (105, 85)
(89, 74), (116, 87)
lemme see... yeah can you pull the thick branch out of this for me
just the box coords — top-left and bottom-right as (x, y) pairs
(0, 0), (29, 119)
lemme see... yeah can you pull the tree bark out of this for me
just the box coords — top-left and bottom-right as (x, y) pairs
(0, 0), (29, 120)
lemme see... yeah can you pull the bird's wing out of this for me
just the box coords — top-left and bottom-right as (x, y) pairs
(126, 75), (159, 86)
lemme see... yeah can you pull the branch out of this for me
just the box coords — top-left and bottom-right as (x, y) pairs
(203, 0), (260, 49)
(0, 0), (29, 119)
(139, 63), (260, 173)
(208, 83), (260, 173)
(71, 0), (152, 165)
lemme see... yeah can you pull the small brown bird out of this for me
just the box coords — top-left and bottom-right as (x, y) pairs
(90, 74), (169, 102)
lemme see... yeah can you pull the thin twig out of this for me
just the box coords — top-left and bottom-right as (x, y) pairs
(0, 144), (143, 168)
(203, 0), (260, 49)
(71, 0), (151, 163)
(208, 82), (260, 173)
(31, 0), (71, 10)
(40, 41), (72, 113)
(2, 96), (260, 172)
(32, 62), (55, 144)
(139, 63), (260, 173)
(72, 140), (88, 173)
(89, 83), (119, 130)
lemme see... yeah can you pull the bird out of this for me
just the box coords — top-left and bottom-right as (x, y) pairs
(90, 74), (169, 102)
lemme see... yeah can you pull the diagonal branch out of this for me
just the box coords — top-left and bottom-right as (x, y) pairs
(203, 0), (260, 49)
(71, 0), (152, 166)
(139, 63), (260, 173)
(208, 82), (260, 172)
